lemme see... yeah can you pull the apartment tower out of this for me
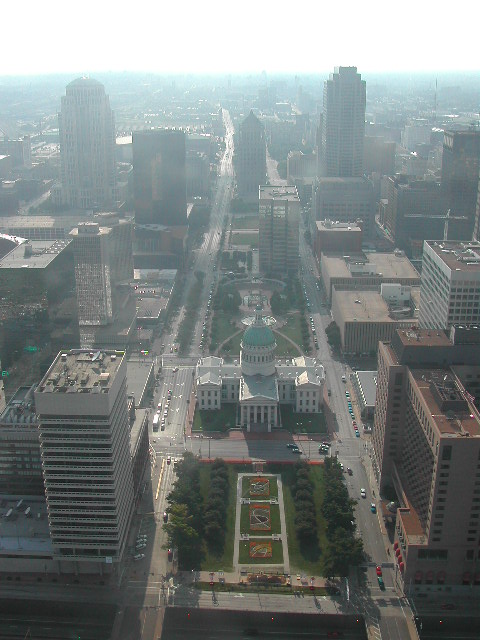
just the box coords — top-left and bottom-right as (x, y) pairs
(34, 350), (135, 573)
(58, 78), (116, 210)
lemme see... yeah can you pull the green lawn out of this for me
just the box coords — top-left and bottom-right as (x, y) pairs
(232, 216), (259, 230)
(192, 404), (237, 432)
(278, 313), (304, 344)
(241, 475), (278, 499)
(240, 503), (281, 535)
(211, 311), (239, 345)
(220, 331), (243, 356)
(238, 539), (284, 564)
(199, 464), (243, 572)
(273, 331), (302, 357)
(280, 409), (327, 434)
(266, 464), (328, 575)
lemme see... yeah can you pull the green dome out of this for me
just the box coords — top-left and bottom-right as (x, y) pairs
(242, 324), (276, 348)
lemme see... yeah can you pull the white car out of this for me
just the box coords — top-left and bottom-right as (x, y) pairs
(360, 488), (366, 498)
(134, 553), (145, 561)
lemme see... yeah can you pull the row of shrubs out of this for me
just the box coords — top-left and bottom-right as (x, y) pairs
(204, 459), (230, 552)
(292, 461), (318, 545)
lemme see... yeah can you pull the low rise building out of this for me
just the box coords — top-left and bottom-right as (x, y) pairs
(314, 219), (363, 261)
(331, 285), (418, 355)
(320, 250), (420, 302)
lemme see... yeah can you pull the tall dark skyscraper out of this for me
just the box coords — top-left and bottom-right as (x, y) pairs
(321, 66), (366, 178)
(58, 78), (116, 210)
(441, 130), (480, 240)
(234, 110), (267, 200)
(132, 129), (187, 226)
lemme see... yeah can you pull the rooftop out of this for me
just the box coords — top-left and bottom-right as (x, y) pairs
(316, 220), (362, 232)
(397, 506), (426, 545)
(126, 358), (154, 408)
(0, 239), (71, 270)
(395, 327), (451, 348)
(355, 371), (378, 407)
(333, 289), (416, 323)
(0, 385), (37, 429)
(37, 350), (124, 395)
(240, 374), (279, 402)
(426, 241), (480, 274)
(321, 251), (420, 281)
(0, 496), (52, 556)
(259, 185), (299, 202)
(411, 368), (480, 437)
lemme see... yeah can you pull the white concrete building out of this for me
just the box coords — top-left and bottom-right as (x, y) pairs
(34, 350), (135, 574)
(419, 241), (480, 330)
(195, 307), (325, 432)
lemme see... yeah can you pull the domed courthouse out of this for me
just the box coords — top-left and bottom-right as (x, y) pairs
(195, 307), (325, 432)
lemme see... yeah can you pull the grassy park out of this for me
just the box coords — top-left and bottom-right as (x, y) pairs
(192, 404), (237, 433)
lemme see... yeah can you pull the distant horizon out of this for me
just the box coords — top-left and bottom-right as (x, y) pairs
(1, 0), (478, 80)
(1, 68), (479, 82)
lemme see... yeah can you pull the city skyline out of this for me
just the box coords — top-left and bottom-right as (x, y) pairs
(1, 0), (479, 77)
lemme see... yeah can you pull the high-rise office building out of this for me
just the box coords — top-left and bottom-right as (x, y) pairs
(58, 78), (116, 210)
(133, 129), (187, 226)
(234, 111), (267, 200)
(418, 240), (480, 330)
(441, 131), (480, 240)
(259, 185), (300, 276)
(34, 350), (135, 571)
(384, 176), (446, 255)
(372, 327), (480, 588)
(321, 66), (366, 178)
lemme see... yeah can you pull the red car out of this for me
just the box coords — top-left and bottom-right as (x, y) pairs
(376, 565), (382, 576)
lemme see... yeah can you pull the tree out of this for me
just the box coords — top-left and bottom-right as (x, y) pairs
(325, 321), (341, 351)
(163, 503), (201, 569)
(270, 291), (283, 316)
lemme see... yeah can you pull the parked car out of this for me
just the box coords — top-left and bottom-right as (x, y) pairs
(167, 548), (173, 561)
(134, 553), (145, 561)
(163, 511), (168, 523)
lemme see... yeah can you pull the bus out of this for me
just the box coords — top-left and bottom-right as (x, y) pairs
(152, 414), (160, 432)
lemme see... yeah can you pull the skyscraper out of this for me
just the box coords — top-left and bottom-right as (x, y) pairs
(441, 131), (480, 240)
(133, 129), (187, 226)
(259, 185), (300, 276)
(321, 66), (366, 178)
(34, 350), (135, 571)
(234, 111), (267, 200)
(58, 78), (116, 210)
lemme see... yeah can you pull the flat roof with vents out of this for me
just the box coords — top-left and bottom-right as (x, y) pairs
(36, 350), (124, 395)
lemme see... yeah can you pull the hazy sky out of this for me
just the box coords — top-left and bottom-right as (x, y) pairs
(2, 0), (479, 76)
